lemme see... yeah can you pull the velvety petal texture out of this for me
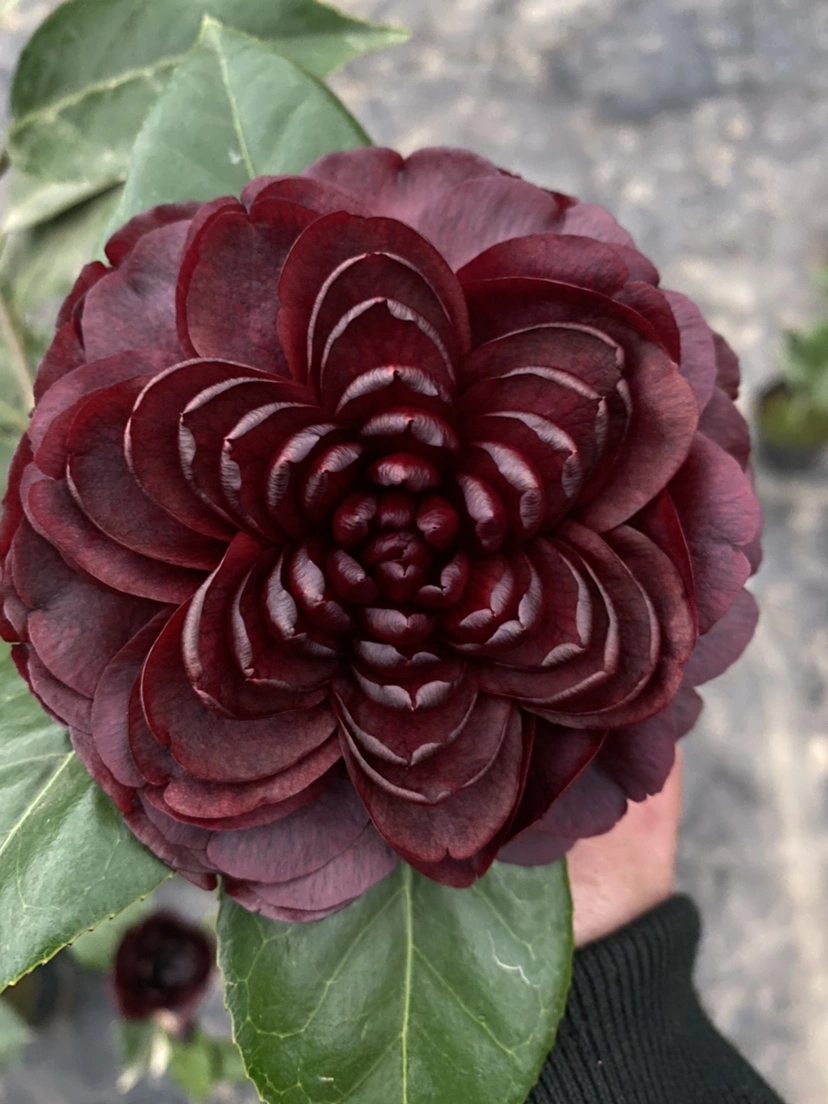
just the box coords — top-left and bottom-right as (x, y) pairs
(0, 147), (760, 922)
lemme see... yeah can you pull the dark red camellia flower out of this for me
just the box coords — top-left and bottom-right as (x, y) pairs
(0, 148), (760, 921)
(113, 910), (213, 1023)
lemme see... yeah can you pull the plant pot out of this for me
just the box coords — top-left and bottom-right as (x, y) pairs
(755, 380), (828, 472)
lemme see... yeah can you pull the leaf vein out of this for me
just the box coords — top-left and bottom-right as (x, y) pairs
(0, 752), (74, 861)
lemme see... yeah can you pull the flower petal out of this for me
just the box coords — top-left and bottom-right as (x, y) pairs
(66, 377), (225, 569)
(668, 434), (760, 634)
(81, 222), (189, 360)
(343, 703), (531, 879)
(140, 604), (337, 782)
(10, 520), (161, 695)
(177, 197), (317, 371)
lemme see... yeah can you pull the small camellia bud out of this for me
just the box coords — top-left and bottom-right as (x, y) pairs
(113, 911), (214, 1032)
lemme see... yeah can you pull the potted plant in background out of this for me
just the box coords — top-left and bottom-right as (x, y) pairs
(757, 269), (828, 471)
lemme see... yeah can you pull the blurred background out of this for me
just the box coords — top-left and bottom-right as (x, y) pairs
(1, 0), (827, 1101)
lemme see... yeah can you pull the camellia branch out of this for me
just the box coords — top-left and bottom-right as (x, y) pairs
(0, 286), (34, 413)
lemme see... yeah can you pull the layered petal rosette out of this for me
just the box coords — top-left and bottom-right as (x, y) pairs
(0, 148), (761, 920)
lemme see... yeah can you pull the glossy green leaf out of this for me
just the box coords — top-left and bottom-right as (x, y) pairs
(8, 0), (404, 185)
(0, 647), (172, 991)
(109, 18), (370, 231)
(218, 861), (572, 1104)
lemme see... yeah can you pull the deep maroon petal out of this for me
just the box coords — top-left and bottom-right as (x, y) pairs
(10, 520), (161, 696)
(557, 201), (635, 247)
(66, 377), (225, 569)
(303, 147), (503, 230)
(458, 233), (629, 294)
(713, 332), (741, 400)
(13, 644), (92, 732)
(29, 349), (172, 478)
(463, 277), (699, 531)
(126, 360), (275, 540)
(682, 588), (758, 687)
(91, 614), (169, 789)
(662, 290), (716, 410)
(182, 534), (331, 716)
(697, 387), (751, 470)
(140, 605), (337, 782)
(276, 211), (469, 388)
(240, 174), (370, 215)
(177, 197), (316, 372)
(157, 742), (341, 827)
(23, 468), (202, 604)
(497, 723), (606, 865)
(333, 661), (477, 766)
(341, 693), (514, 804)
(33, 322), (86, 401)
(81, 222), (188, 360)
(204, 772), (366, 882)
(343, 705), (530, 877)
(224, 822), (396, 922)
(668, 434), (760, 634)
(104, 203), (199, 266)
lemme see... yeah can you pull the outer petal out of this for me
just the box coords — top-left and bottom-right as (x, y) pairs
(81, 222), (189, 360)
(224, 823), (397, 923)
(303, 146), (503, 227)
(9, 520), (161, 697)
(104, 202), (199, 266)
(682, 588), (758, 688)
(23, 467), (203, 604)
(501, 709), (677, 865)
(668, 434), (760, 634)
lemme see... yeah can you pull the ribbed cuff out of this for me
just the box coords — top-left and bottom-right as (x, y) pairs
(528, 896), (785, 1104)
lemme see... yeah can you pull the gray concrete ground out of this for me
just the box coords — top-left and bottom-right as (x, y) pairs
(2, 0), (828, 1101)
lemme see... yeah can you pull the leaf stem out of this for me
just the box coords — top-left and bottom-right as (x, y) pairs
(0, 289), (34, 413)
(0, 147), (9, 180)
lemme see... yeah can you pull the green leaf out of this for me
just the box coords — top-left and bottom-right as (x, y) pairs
(109, 18), (370, 231)
(0, 998), (30, 1064)
(218, 861), (572, 1104)
(0, 290), (35, 443)
(168, 1033), (220, 1103)
(206, 1034), (246, 1084)
(2, 172), (112, 233)
(8, 0), (404, 185)
(0, 647), (172, 991)
(68, 893), (152, 971)
(0, 187), (122, 316)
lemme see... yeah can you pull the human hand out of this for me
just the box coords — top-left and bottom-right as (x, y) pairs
(567, 750), (682, 947)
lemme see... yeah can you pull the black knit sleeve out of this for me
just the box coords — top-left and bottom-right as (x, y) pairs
(528, 896), (786, 1104)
